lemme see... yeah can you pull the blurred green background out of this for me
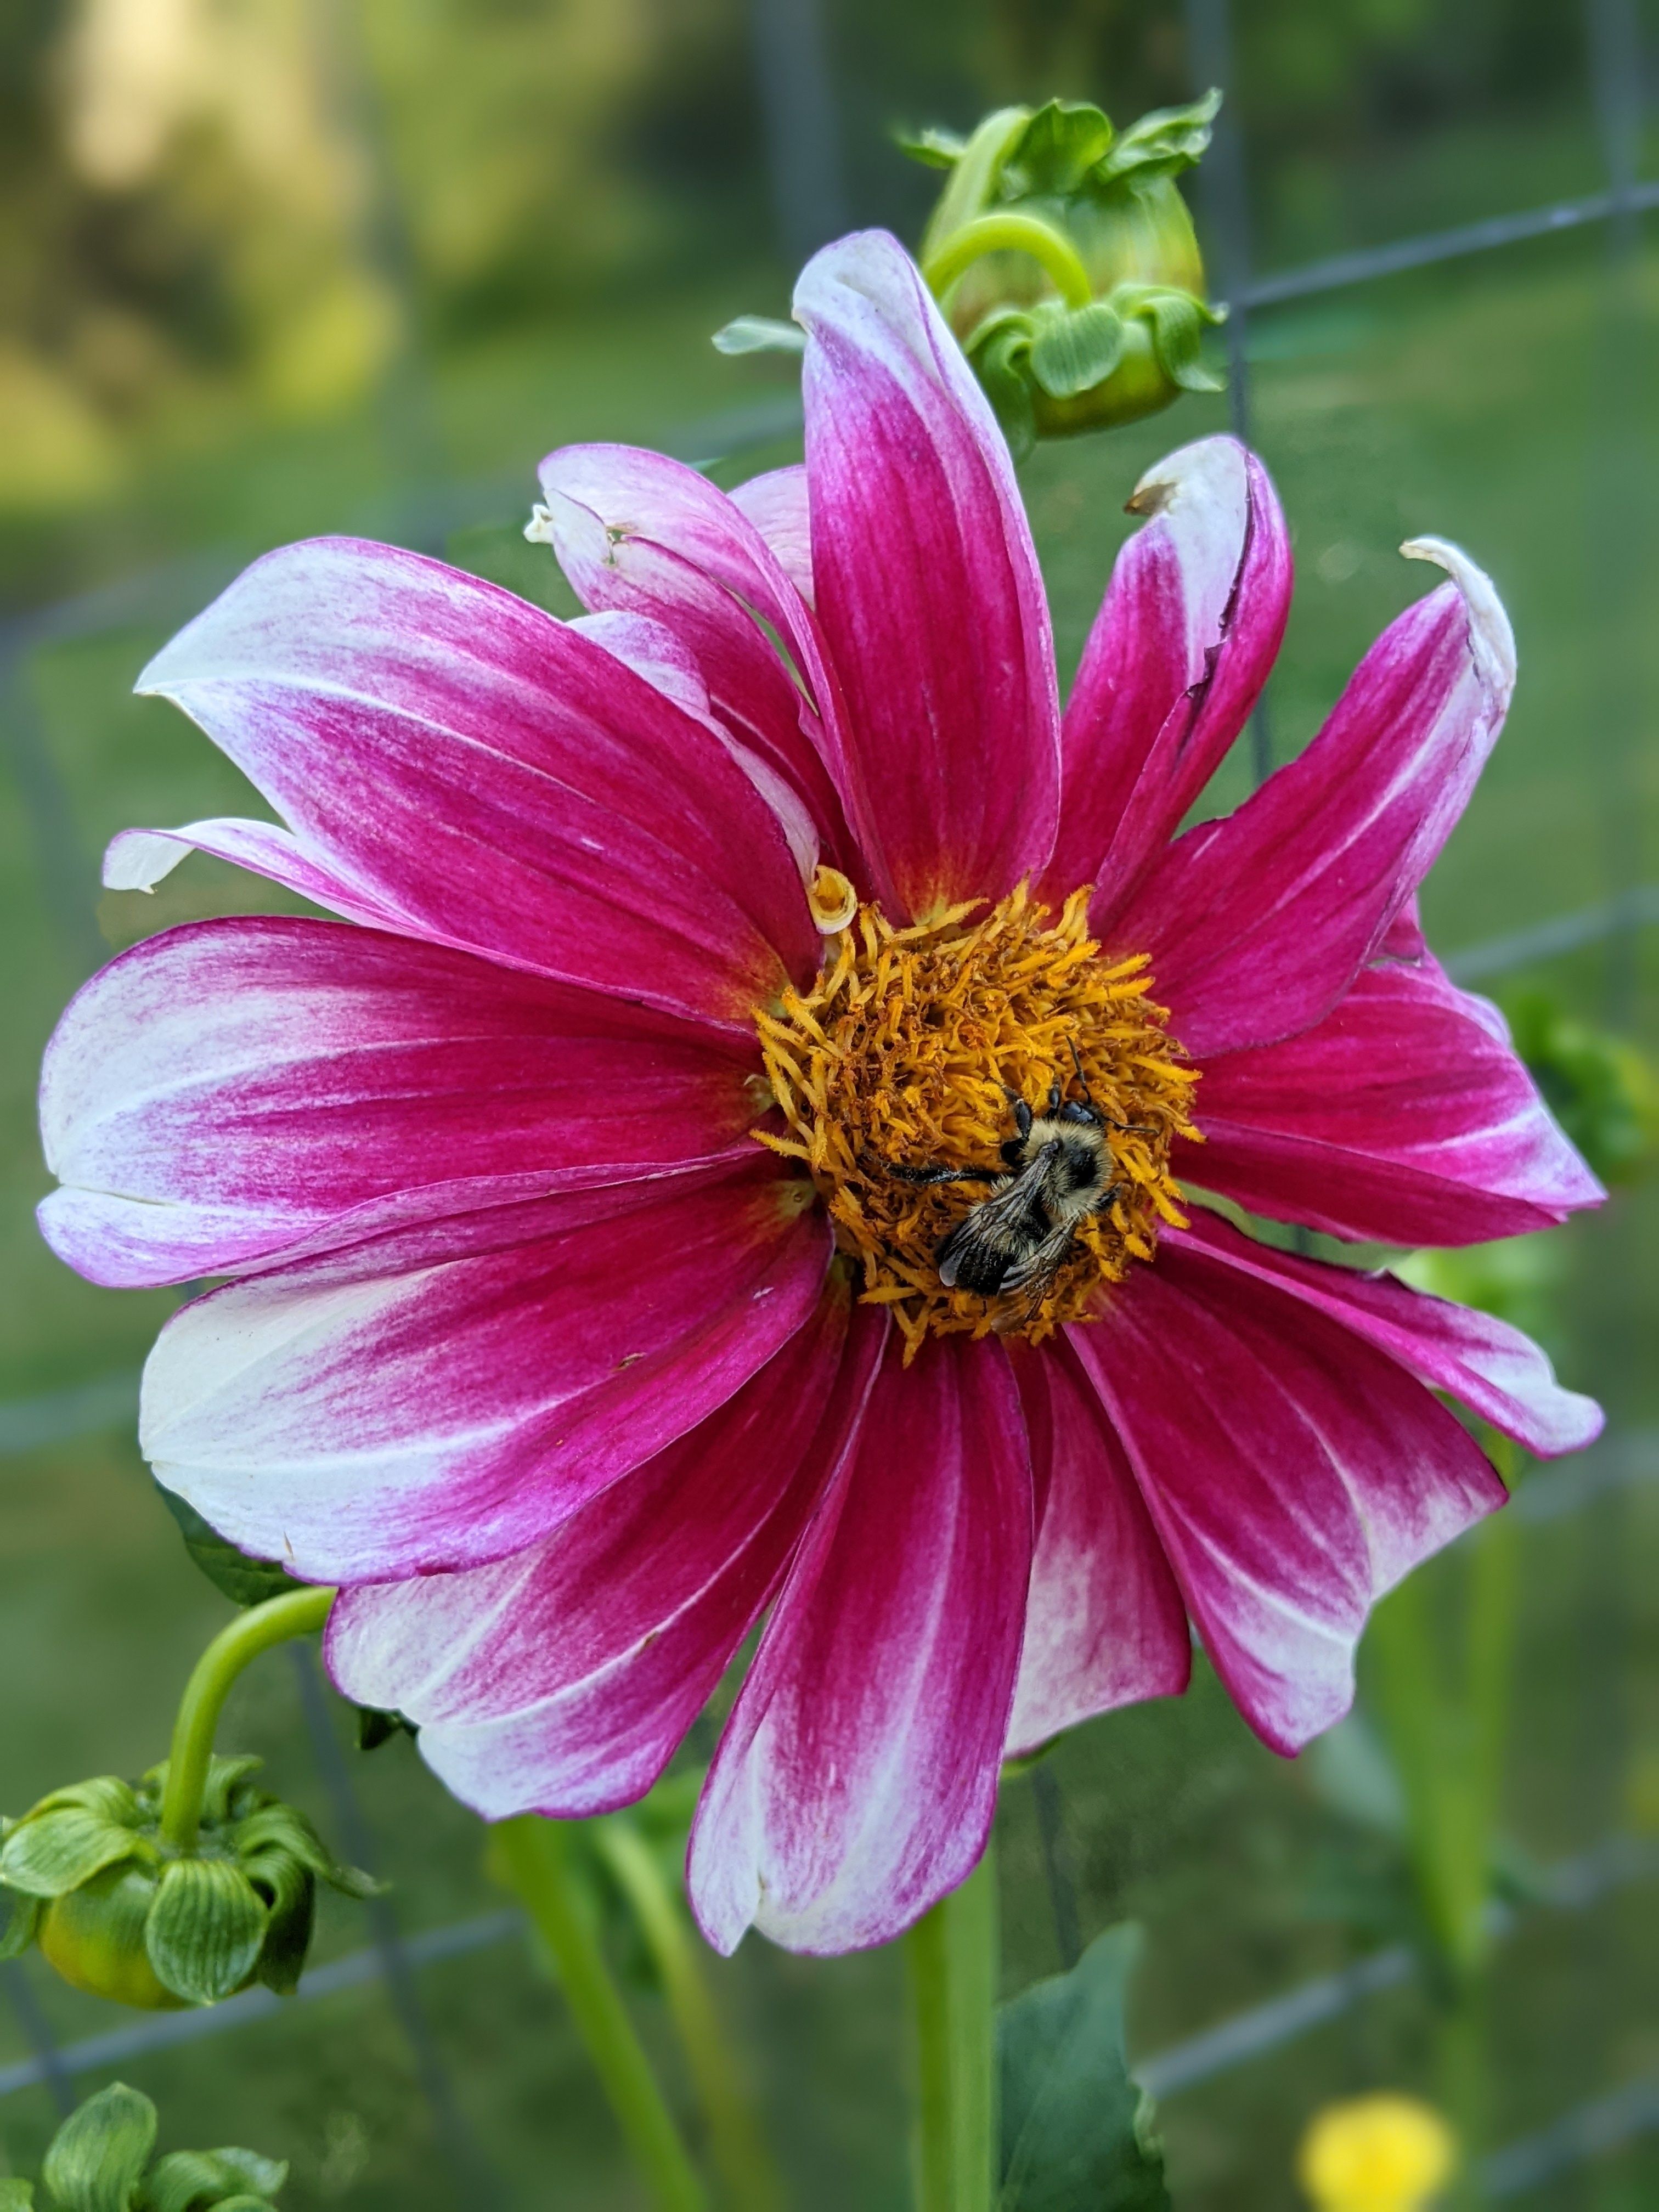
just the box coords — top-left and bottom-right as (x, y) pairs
(2, 0), (1657, 2205)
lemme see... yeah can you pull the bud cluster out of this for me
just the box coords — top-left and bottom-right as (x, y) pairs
(909, 94), (1224, 451)
(0, 1756), (374, 2010)
(1, 2080), (287, 2211)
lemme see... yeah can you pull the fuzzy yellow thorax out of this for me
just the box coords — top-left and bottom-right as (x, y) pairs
(753, 881), (1200, 1359)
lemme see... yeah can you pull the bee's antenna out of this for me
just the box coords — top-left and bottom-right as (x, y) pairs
(1067, 1036), (1093, 1103)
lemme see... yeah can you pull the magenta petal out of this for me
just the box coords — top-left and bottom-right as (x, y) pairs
(729, 465), (814, 607)
(1184, 951), (1605, 1246)
(136, 536), (819, 1031)
(103, 818), (412, 932)
(37, 916), (760, 1289)
(689, 1328), (1032, 1955)
(1069, 1240), (1505, 1754)
(325, 1284), (880, 1819)
(1045, 437), (1290, 913)
(1118, 541), (1515, 1057)
(534, 449), (852, 868)
(139, 1152), (831, 1582)
(795, 232), (1061, 918)
(1005, 1338), (1189, 1754)
(1165, 1207), (1602, 1458)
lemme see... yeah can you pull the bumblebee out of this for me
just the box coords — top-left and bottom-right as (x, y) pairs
(889, 1045), (1144, 1300)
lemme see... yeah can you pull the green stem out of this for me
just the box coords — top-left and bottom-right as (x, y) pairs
(160, 1585), (336, 1851)
(593, 1819), (783, 2212)
(922, 215), (1094, 312)
(495, 1816), (706, 2212)
(906, 1843), (998, 2212)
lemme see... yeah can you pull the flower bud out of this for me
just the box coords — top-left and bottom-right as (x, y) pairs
(906, 95), (1223, 452)
(27, 2080), (287, 2211)
(0, 1758), (374, 2010)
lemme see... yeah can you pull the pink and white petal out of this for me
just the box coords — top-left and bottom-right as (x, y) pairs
(1117, 540), (1516, 1058)
(569, 610), (821, 882)
(326, 1284), (882, 1819)
(1069, 1244), (1505, 1754)
(1043, 437), (1291, 913)
(103, 818), (413, 933)
(1164, 1207), (1602, 1458)
(38, 916), (759, 1289)
(689, 1328), (1032, 1956)
(795, 230), (1060, 918)
(140, 1152), (831, 1583)
(533, 454), (851, 864)
(729, 465), (814, 606)
(1182, 952), (1604, 1247)
(1005, 1338), (1189, 1755)
(137, 537), (818, 1030)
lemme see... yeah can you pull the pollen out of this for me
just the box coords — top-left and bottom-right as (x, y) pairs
(752, 884), (1201, 1360)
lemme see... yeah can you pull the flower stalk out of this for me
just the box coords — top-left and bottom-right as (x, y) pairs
(160, 1585), (337, 1852)
(906, 1842), (998, 2212)
(494, 1815), (707, 2212)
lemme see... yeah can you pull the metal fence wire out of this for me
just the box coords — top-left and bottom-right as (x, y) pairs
(2, 0), (1658, 2201)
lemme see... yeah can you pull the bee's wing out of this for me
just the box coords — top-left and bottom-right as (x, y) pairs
(999, 1216), (1080, 1296)
(936, 1158), (1058, 1294)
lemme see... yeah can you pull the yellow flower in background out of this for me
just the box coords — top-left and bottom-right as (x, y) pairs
(1297, 2095), (1456, 2212)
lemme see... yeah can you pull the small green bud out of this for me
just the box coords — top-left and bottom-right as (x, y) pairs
(906, 94), (1224, 452)
(18, 2083), (286, 2212)
(1, 1758), (374, 2011)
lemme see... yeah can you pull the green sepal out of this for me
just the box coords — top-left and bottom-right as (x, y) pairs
(1028, 302), (1127, 398)
(9, 1779), (141, 1832)
(145, 1859), (268, 2006)
(191, 2200), (278, 2211)
(42, 2083), (157, 2212)
(156, 1490), (302, 1611)
(1002, 100), (1116, 198)
(37, 1866), (182, 2011)
(1097, 91), (1221, 185)
(998, 1925), (1170, 2211)
(0, 2180), (35, 2208)
(355, 1706), (416, 1753)
(0, 1888), (42, 1959)
(894, 125), (967, 170)
(233, 1802), (377, 1899)
(968, 318), (1038, 459)
(143, 2148), (287, 2212)
(0, 1809), (144, 1901)
(1124, 286), (1225, 392)
(710, 316), (805, 358)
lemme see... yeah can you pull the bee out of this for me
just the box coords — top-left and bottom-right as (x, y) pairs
(888, 1043), (1147, 1301)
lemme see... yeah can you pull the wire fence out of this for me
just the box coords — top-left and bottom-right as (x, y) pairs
(2, 0), (1656, 2200)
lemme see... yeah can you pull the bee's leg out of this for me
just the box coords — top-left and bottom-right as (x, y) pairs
(1003, 1088), (1034, 1141)
(887, 1162), (1004, 1187)
(1066, 1036), (1093, 1104)
(1046, 1077), (1062, 1113)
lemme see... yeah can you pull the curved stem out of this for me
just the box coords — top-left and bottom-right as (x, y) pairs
(593, 1819), (783, 2212)
(496, 1816), (706, 2212)
(906, 1843), (998, 2212)
(160, 1585), (336, 1851)
(922, 215), (1094, 312)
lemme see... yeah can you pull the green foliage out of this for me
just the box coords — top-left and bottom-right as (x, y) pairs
(997, 1925), (1170, 2211)
(20, 2084), (285, 2212)
(1503, 989), (1659, 1187)
(155, 1492), (302, 1611)
(0, 1757), (374, 2010)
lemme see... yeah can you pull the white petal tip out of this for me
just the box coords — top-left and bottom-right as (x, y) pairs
(103, 830), (186, 893)
(1401, 536), (1516, 698)
(524, 504), (556, 546)
(1127, 433), (1248, 522)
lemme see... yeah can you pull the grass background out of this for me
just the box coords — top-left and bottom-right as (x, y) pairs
(2, 142), (1658, 2208)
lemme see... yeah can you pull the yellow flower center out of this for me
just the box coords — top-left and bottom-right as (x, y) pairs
(753, 878), (1200, 1359)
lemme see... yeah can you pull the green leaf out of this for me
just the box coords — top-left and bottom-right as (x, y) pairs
(143, 2148), (287, 2212)
(710, 317), (805, 358)
(0, 1889), (41, 1959)
(895, 125), (966, 170)
(145, 1859), (268, 2006)
(998, 1925), (1170, 2211)
(1028, 303), (1127, 398)
(1097, 91), (1221, 184)
(1004, 101), (1115, 198)
(1, 1812), (142, 1901)
(42, 2085), (158, 2212)
(156, 1490), (301, 1609)
(0, 2177), (35, 2207)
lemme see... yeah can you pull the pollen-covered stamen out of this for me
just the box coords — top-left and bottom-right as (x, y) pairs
(753, 884), (1201, 1358)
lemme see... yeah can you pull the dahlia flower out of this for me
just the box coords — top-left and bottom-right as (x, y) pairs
(39, 230), (1601, 1957)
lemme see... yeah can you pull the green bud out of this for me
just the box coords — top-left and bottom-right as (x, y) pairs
(1, 1758), (374, 2012)
(906, 94), (1224, 453)
(17, 2083), (286, 2212)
